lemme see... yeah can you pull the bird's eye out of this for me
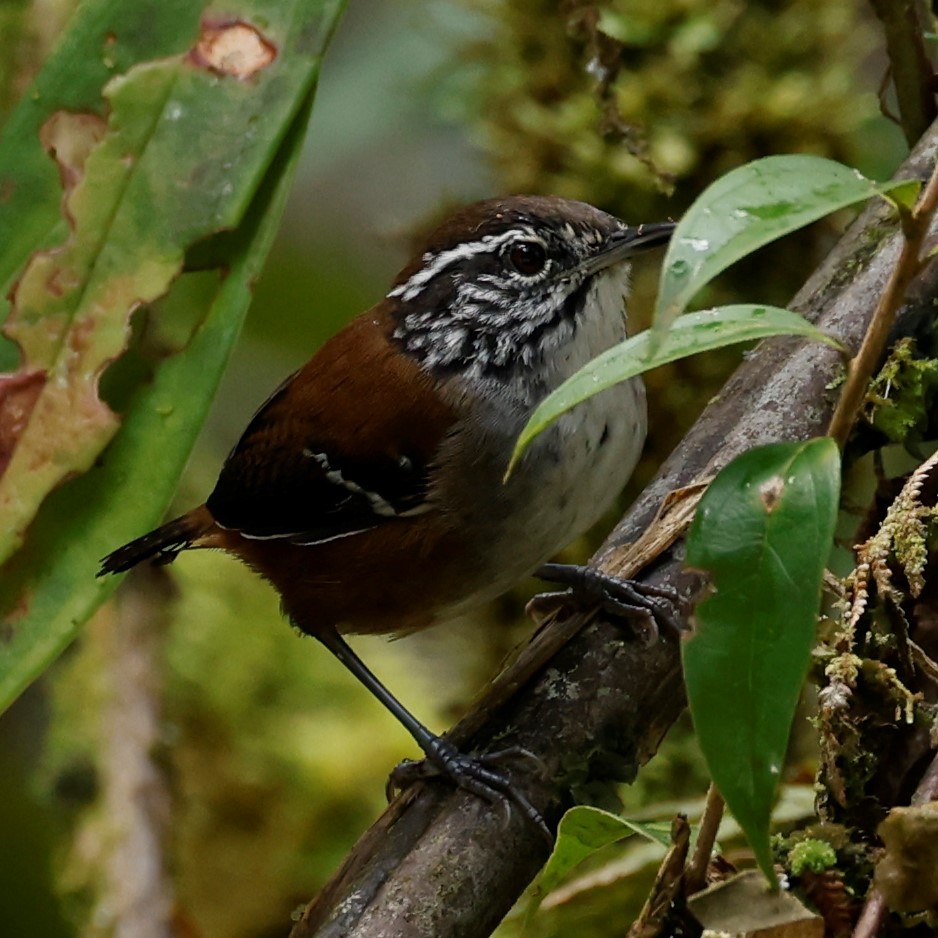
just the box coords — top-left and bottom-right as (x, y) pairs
(507, 241), (548, 277)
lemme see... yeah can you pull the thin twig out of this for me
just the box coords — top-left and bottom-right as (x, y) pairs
(910, 746), (938, 806)
(868, 0), (936, 145)
(827, 161), (938, 446)
(852, 890), (888, 938)
(627, 815), (691, 938)
(684, 784), (725, 896)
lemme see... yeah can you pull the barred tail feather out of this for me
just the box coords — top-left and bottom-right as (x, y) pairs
(98, 506), (215, 576)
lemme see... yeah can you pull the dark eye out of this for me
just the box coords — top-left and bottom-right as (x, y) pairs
(507, 241), (547, 276)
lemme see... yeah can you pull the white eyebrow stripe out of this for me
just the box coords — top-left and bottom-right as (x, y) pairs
(387, 227), (540, 302)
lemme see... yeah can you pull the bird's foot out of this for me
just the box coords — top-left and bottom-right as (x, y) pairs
(532, 563), (684, 642)
(388, 740), (552, 845)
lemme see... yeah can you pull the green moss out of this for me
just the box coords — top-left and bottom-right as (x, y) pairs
(789, 837), (838, 875)
(865, 338), (938, 445)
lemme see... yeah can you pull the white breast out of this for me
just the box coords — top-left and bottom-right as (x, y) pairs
(436, 267), (647, 615)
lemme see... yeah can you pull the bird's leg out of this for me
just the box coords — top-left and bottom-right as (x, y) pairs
(315, 628), (552, 842)
(533, 563), (684, 641)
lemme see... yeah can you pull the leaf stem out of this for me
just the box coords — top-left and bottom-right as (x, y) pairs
(827, 163), (938, 447)
(684, 783), (725, 895)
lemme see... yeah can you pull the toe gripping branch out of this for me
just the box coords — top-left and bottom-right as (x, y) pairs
(317, 628), (553, 844)
(388, 739), (553, 845)
(534, 562), (685, 640)
(388, 564), (685, 843)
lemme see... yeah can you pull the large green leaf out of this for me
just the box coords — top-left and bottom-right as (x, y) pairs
(653, 155), (918, 332)
(0, 0), (346, 713)
(0, 0), (343, 564)
(508, 305), (840, 474)
(683, 438), (841, 880)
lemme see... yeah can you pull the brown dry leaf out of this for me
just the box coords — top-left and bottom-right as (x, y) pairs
(688, 869), (824, 937)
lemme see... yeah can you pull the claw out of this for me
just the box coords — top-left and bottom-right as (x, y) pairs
(535, 563), (685, 639)
(387, 740), (553, 846)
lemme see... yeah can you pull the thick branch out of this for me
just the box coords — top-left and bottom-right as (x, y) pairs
(289, 123), (938, 938)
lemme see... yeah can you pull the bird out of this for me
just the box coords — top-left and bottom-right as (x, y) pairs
(100, 194), (675, 832)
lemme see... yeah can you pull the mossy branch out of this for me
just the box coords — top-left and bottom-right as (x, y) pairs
(827, 160), (938, 446)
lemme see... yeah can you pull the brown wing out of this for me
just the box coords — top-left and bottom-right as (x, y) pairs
(206, 310), (457, 544)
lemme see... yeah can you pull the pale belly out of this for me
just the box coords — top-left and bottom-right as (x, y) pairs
(437, 373), (647, 619)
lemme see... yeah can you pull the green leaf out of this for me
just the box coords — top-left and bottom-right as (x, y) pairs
(683, 438), (841, 881)
(0, 0), (206, 308)
(0, 97), (314, 715)
(0, 0), (346, 714)
(654, 155), (919, 332)
(536, 806), (670, 900)
(508, 305), (840, 474)
(0, 0), (343, 564)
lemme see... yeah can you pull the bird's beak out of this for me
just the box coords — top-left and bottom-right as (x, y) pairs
(581, 221), (676, 276)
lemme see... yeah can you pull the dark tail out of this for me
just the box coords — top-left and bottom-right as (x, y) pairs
(98, 506), (215, 576)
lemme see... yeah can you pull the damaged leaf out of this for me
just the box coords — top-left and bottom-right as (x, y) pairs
(0, 0), (334, 565)
(0, 0), (346, 711)
(688, 869), (824, 936)
(0, 0), (206, 345)
(683, 438), (841, 880)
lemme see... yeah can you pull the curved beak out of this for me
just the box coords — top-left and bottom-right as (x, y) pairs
(581, 221), (675, 276)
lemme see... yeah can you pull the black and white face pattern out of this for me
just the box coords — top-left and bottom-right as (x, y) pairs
(388, 198), (629, 378)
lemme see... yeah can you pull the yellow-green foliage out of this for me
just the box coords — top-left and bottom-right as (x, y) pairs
(165, 552), (423, 936)
(462, 0), (883, 221)
(45, 545), (439, 938)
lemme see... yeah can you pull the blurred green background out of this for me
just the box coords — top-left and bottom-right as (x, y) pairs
(0, 0), (908, 934)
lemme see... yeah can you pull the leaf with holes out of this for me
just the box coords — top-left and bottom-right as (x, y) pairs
(683, 438), (841, 881)
(0, 0), (343, 566)
(0, 0), (345, 712)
